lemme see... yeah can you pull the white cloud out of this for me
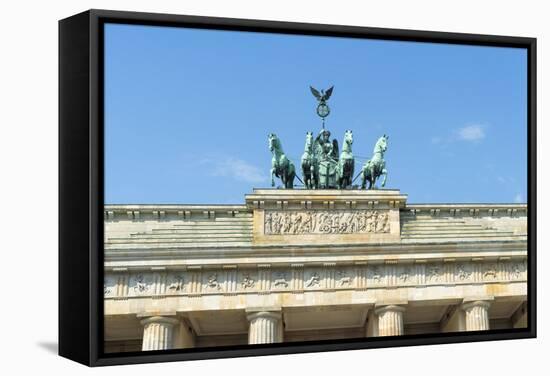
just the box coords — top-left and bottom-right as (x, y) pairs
(457, 124), (485, 142)
(208, 157), (266, 183)
(514, 193), (524, 203)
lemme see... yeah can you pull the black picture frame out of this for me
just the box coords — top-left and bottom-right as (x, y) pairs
(59, 8), (537, 367)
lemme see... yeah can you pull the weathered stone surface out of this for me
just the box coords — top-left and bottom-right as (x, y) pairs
(103, 190), (528, 351)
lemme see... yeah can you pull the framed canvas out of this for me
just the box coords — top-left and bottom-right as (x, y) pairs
(59, 9), (536, 366)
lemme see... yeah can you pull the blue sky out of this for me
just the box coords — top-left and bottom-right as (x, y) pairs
(104, 23), (527, 204)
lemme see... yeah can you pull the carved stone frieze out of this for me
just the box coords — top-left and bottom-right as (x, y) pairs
(426, 264), (443, 283)
(166, 274), (185, 293)
(205, 273), (223, 292)
(368, 265), (384, 285)
(336, 269), (352, 287)
(272, 271), (289, 289)
(264, 210), (390, 235)
(103, 259), (527, 298)
(398, 266), (412, 284)
(483, 263), (498, 280)
(241, 273), (256, 289)
(132, 274), (150, 295)
(305, 271), (321, 288)
(104, 275), (117, 297)
(456, 263), (472, 281)
(509, 261), (526, 280)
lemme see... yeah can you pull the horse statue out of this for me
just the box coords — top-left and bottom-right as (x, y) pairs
(269, 133), (296, 189)
(337, 130), (355, 189)
(360, 134), (389, 190)
(301, 131), (318, 189)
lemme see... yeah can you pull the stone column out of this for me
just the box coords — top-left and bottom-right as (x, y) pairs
(140, 316), (180, 351)
(374, 305), (406, 336)
(246, 309), (283, 344)
(461, 300), (491, 331)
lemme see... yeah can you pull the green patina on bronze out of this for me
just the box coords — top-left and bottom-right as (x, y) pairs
(269, 86), (389, 190)
(360, 134), (389, 189)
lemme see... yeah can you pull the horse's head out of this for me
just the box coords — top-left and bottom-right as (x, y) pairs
(305, 131), (313, 150)
(344, 130), (353, 146)
(269, 133), (283, 154)
(268, 133), (277, 151)
(374, 134), (389, 154)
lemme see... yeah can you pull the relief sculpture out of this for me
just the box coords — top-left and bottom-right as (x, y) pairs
(264, 210), (390, 235)
(167, 275), (185, 292)
(336, 269), (351, 286)
(273, 271), (289, 288)
(241, 273), (255, 289)
(133, 274), (148, 294)
(305, 272), (321, 288)
(206, 273), (222, 291)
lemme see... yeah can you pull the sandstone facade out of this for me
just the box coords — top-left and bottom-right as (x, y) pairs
(103, 189), (527, 353)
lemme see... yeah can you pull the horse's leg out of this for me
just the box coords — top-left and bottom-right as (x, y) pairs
(314, 164), (319, 189)
(288, 164), (295, 189)
(381, 168), (388, 187)
(303, 161), (311, 189)
(343, 162), (347, 188)
(345, 161), (352, 188)
(368, 166), (375, 189)
(336, 163), (342, 189)
(271, 167), (276, 187)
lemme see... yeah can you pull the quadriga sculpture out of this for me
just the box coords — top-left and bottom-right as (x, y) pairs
(337, 130), (354, 189)
(360, 134), (389, 189)
(269, 133), (296, 189)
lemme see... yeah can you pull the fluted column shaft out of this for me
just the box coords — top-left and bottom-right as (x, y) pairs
(140, 316), (179, 351)
(462, 301), (491, 331)
(374, 305), (406, 336)
(247, 311), (283, 344)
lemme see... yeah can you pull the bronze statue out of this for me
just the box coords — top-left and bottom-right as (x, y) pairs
(360, 134), (389, 189)
(337, 130), (355, 189)
(301, 131), (318, 189)
(269, 133), (296, 189)
(268, 86), (390, 190)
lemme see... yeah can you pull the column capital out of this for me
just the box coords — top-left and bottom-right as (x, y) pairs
(246, 307), (282, 322)
(461, 297), (493, 311)
(374, 304), (407, 315)
(139, 315), (180, 327)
